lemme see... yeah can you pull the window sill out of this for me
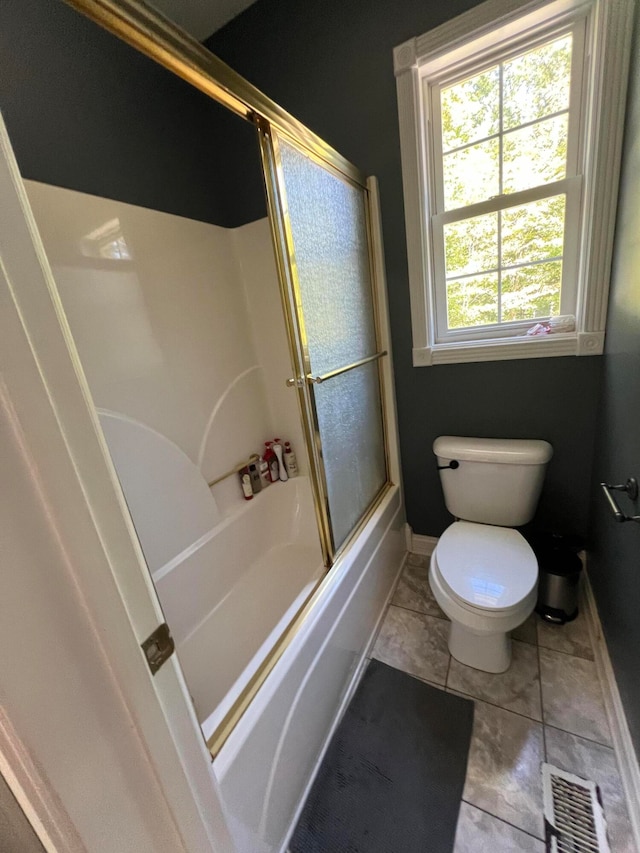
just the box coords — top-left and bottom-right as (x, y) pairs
(412, 331), (604, 366)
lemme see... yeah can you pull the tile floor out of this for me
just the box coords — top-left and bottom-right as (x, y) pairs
(370, 553), (637, 852)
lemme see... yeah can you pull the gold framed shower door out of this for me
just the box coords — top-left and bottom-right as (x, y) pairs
(61, 0), (394, 759)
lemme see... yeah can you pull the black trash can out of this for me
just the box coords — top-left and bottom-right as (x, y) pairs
(524, 531), (583, 624)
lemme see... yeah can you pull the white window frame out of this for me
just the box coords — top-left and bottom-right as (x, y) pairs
(394, 0), (634, 366)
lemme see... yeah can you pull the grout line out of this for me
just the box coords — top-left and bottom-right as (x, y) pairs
(536, 642), (595, 662)
(391, 601), (448, 621)
(373, 662), (447, 691)
(460, 800), (545, 843)
(542, 722), (615, 752)
(414, 673), (447, 690)
(445, 687), (543, 726)
(445, 687), (613, 750)
(511, 636), (537, 646)
(536, 634), (547, 762)
(444, 652), (452, 688)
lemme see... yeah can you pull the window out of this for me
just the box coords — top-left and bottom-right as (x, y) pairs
(394, 0), (634, 365)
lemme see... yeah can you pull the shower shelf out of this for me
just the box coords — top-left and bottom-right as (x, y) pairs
(208, 453), (260, 488)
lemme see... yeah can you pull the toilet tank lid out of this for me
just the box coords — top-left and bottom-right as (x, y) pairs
(433, 436), (553, 465)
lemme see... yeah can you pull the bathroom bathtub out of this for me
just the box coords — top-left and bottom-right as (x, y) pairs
(214, 482), (405, 853)
(154, 476), (324, 741)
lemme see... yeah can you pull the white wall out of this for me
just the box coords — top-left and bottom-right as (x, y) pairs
(0, 126), (235, 850)
(234, 218), (307, 469)
(25, 182), (305, 578)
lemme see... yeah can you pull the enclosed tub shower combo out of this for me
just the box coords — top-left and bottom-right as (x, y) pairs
(18, 2), (405, 850)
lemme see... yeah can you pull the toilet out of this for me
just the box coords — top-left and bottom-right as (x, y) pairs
(429, 436), (553, 673)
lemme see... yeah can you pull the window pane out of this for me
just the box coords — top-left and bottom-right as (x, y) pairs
(502, 195), (566, 267)
(503, 36), (572, 130)
(501, 261), (562, 321)
(503, 114), (568, 194)
(444, 212), (498, 277)
(441, 66), (500, 151)
(443, 138), (499, 209)
(447, 273), (499, 329)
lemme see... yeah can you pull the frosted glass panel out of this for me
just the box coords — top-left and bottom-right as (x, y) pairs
(278, 140), (377, 375)
(314, 362), (386, 550)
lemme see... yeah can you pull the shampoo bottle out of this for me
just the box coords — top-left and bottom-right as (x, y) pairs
(240, 470), (253, 500)
(284, 441), (298, 477)
(248, 461), (262, 493)
(264, 441), (279, 483)
(272, 438), (288, 482)
(259, 455), (271, 488)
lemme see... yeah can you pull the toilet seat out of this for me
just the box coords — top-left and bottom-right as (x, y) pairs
(434, 521), (537, 613)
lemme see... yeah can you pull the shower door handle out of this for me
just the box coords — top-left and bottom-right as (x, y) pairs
(306, 351), (388, 385)
(285, 377), (305, 388)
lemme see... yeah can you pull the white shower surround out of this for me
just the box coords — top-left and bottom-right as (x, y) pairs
(24, 180), (306, 518)
(156, 475), (324, 741)
(24, 178), (406, 852)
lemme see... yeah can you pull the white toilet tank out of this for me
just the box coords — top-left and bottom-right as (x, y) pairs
(433, 436), (553, 527)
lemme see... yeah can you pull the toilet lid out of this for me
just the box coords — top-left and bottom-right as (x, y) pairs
(435, 521), (537, 611)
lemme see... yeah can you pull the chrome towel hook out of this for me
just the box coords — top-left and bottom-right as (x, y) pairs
(600, 478), (640, 524)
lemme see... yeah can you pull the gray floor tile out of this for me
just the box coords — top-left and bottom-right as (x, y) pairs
(447, 639), (542, 720)
(407, 552), (430, 568)
(463, 700), (545, 839)
(454, 803), (544, 852)
(545, 726), (635, 853)
(537, 608), (594, 660)
(371, 604), (450, 685)
(391, 559), (446, 619)
(512, 613), (538, 645)
(539, 647), (611, 745)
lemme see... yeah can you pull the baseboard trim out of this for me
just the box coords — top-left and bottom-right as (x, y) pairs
(583, 563), (640, 851)
(404, 522), (413, 552)
(405, 524), (439, 556)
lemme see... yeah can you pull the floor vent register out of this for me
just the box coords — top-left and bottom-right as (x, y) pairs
(543, 763), (610, 853)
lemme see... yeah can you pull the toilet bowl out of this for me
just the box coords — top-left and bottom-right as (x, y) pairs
(429, 521), (538, 672)
(432, 435), (553, 672)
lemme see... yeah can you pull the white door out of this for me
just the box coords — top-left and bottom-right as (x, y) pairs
(0, 114), (234, 851)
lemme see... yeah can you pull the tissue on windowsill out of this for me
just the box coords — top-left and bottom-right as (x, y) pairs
(523, 315), (576, 336)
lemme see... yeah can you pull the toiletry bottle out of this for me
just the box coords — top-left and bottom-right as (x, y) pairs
(264, 441), (278, 483)
(259, 455), (271, 488)
(284, 441), (298, 478)
(272, 438), (288, 482)
(248, 461), (262, 493)
(240, 470), (253, 500)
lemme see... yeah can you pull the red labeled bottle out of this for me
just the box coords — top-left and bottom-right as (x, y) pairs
(263, 441), (278, 483)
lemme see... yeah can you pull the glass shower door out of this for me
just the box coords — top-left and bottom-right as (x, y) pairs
(261, 130), (389, 557)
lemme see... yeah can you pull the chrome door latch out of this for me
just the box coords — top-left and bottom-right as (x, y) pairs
(142, 623), (175, 674)
(600, 477), (640, 524)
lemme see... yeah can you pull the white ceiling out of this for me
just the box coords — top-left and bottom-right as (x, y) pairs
(149, 0), (259, 40)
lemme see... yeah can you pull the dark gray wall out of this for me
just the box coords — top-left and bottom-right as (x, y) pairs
(207, 0), (603, 539)
(0, 0), (265, 227)
(0, 0), (604, 538)
(587, 11), (640, 754)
